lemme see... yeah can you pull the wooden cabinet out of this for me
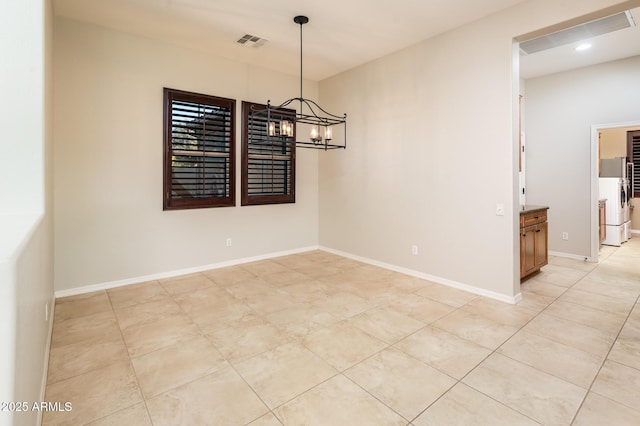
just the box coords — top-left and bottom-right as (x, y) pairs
(520, 208), (548, 279)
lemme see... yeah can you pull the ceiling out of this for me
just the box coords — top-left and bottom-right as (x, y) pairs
(520, 7), (640, 79)
(53, 0), (640, 81)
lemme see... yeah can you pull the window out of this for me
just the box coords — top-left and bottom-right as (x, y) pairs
(628, 130), (640, 198)
(164, 88), (235, 210)
(241, 101), (296, 205)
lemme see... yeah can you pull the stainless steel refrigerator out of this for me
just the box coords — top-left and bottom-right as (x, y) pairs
(600, 157), (633, 241)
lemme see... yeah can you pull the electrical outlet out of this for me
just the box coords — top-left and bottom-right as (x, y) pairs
(411, 245), (418, 255)
(562, 232), (569, 240)
(496, 203), (504, 216)
(226, 238), (232, 247)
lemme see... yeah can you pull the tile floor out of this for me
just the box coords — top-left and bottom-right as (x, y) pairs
(43, 239), (640, 425)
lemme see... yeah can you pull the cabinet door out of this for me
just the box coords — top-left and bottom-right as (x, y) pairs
(534, 222), (548, 269)
(521, 226), (536, 277)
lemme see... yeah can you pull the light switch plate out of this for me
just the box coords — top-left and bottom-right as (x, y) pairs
(496, 203), (505, 216)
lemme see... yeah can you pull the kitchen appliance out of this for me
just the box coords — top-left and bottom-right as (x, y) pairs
(600, 157), (629, 178)
(599, 177), (628, 246)
(600, 156), (633, 241)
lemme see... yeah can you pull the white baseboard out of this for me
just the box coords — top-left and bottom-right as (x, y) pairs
(319, 246), (521, 305)
(38, 294), (55, 426)
(632, 229), (640, 235)
(549, 250), (594, 262)
(54, 244), (521, 305)
(55, 246), (319, 298)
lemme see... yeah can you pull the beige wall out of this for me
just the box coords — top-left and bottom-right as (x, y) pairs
(54, 18), (321, 292)
(318, 0), (629, 299)
(0, 1), (55, 425)
(14, 219), (54, 426)
(526, 55), (640, 256)
(319, 22), (517, 299)
(600, 126), (640, 158)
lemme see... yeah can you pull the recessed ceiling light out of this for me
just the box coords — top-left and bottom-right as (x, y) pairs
(575, 43), (592, 51)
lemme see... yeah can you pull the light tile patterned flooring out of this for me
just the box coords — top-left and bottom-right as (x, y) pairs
(44, 239), (640, 425)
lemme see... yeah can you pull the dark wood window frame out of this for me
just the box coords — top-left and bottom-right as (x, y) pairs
(163, 88), (236, 210)
(241, 101), (296, 206)
(628, 130), (640, 198)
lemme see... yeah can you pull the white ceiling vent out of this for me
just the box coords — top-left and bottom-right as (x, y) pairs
(520, 10), (636, 55)
(236, 34), (268, 48)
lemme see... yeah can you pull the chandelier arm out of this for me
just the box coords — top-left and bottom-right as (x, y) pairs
(297, 98), (347, 121)
(270, 98), (345, 122)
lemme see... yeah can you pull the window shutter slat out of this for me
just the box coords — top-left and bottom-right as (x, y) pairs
(164, 88), (236, 210)
(241, 101), (296, 205)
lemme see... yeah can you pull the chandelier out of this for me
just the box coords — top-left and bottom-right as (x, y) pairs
(249, 15), (347, 150)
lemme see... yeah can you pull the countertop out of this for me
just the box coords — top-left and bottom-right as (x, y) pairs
(519, 205), (549, 215)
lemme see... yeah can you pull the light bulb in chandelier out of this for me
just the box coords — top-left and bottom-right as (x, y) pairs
(310, 125), (322, 143)
(281, 120), (294, 137)
(324, 126), (332, 141)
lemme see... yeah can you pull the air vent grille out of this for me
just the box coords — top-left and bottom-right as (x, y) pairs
(236, 34), (268, 48)
(520, 11), (635, 55)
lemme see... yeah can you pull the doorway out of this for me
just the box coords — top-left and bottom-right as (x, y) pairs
(591, 121), (640, 261)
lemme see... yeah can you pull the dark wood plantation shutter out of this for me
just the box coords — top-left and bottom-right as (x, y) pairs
(164, 88), (235, 210)
(241, 101), (296, 205)
(629, 130), (640, 198)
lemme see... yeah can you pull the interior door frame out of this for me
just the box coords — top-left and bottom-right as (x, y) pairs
(590, 120), (640, 261)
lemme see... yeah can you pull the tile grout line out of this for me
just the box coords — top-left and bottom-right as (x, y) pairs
(114, 268), (314, 424)
(405, 301), (549, 425)
(416, 245), (637, 424)
(230, 274), (442, 423)
(361, 292), (546, 424)
(105, 290), (155, 425)
(506, 252), (620, 424)
(567, 286), (640, 425)
(43, 292), (147, 425)
(193, 260), (387, 425)
(473, 244), (639, 425)
(166, 272), (287, 425)
(45, 248), (639, 425)
(110, 279), (238, 420)
(406, 253), (619, 425)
